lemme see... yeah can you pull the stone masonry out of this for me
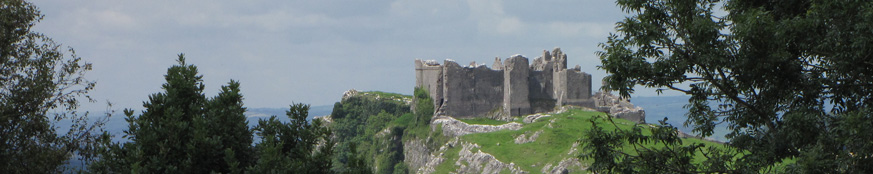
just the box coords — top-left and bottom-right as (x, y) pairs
(414, 48), (594, 119)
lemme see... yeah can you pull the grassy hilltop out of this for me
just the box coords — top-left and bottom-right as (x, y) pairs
(331, 91), (728, 174)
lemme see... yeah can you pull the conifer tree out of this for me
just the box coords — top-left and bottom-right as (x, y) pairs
(90, 54), (253, 173)
(249, 103), (334, 173)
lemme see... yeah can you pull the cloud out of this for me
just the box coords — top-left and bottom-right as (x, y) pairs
(466, 0), (525, 35)
(28, 0), (654, 112)
(545, 22), (614, 38)
(93, 10), (137, 29)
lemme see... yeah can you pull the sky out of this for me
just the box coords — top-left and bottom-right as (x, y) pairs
(30, 0), (678, 111)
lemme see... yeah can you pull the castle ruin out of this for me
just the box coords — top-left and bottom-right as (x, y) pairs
(414, 48), (596, 119)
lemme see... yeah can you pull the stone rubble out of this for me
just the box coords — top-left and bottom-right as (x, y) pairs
(593, 91), (646, 123)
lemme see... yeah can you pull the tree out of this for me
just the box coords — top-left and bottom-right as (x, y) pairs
(586, 0), (873, 173)
(90, 54), (253, 173)
(0, 0), (104, 172)
(248, 103), (334, 173)
(413, 87), (434, 127)
(330, 93), (409, 172)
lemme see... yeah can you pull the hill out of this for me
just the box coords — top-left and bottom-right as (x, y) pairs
(329, 90), (729, 174)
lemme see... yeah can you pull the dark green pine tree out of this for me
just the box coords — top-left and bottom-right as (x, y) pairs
(189, 80), (253, 174)
(127, 54), (206, 172)
(90, 54), (253, 173)
(248, 103), (334, 173)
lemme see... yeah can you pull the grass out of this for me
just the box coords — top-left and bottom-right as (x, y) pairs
(433, 109), (732, 173)
(362, 91), (410, 99)
(358, 91), (413, 106)
(462, 110), (597, 173)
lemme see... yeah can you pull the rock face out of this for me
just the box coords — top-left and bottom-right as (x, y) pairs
(523, 113), (551, 123)
(414, 48), (593, 118)
(431, 116), (523, 137)
(454, 142), (526, 174)
(514, 130), (543, 144)
(593, 91), (646, 123)
(403, 139), (430, 173)
(541, 158), (584, 174)
(342, 89), (359, 101)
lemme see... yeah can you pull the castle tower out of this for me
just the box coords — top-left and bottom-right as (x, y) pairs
(503, 55), (531, 116)
(414, 59), (444, 109)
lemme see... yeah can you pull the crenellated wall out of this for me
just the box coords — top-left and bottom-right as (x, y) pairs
(415, 48), (594, 119)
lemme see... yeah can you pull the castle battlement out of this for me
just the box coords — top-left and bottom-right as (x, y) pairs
(415, 48), (594, 120)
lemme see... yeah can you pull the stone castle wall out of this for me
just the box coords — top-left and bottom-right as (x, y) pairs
(441, 61), (504, 119)
(415, 48), (595, 119)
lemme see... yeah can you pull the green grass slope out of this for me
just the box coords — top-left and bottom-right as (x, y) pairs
(434, 109), (729, 174)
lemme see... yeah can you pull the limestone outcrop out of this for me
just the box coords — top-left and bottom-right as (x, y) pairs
(523, 113), (551, 123)
(431, 116), (523, 137)
(403, 139), (430, 173)
(593, 91), (646, 123)
(514, 130), (543, 144)
(454, 142), (526, 174)
(414, 48), (593, 119)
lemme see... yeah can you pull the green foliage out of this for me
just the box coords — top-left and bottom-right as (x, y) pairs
(90, 55), (253, 173)
(91, 55), (339, 173)
(248, 103), (334, 173)
(413, 87), (434, 128)
(392, 162), (409, 174)
(0, 0), (103, 172)
(327, 89), (444, 174)
(580, 117), (740, 173)
(344, 143), (374, 174)
(595, 0), (873, 172)
(330, 91), (411, 173)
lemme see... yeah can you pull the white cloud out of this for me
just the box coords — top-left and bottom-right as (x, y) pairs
(545, 22), (614, 38)
(232, 11), (339, 31)
(495, 17), (523, 34)
(466, 0), (525, 35)
(29, 0), (647, 111)
(93, 10), (137, 29)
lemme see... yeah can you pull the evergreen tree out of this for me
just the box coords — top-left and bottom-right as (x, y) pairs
(586, 0), (873, 173)
(248, 103), (334, 173)
(90, 54), (253, 173)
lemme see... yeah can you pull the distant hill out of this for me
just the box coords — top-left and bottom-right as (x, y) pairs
(55, 104), (336, 144)
(244, 105), (334, 119)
